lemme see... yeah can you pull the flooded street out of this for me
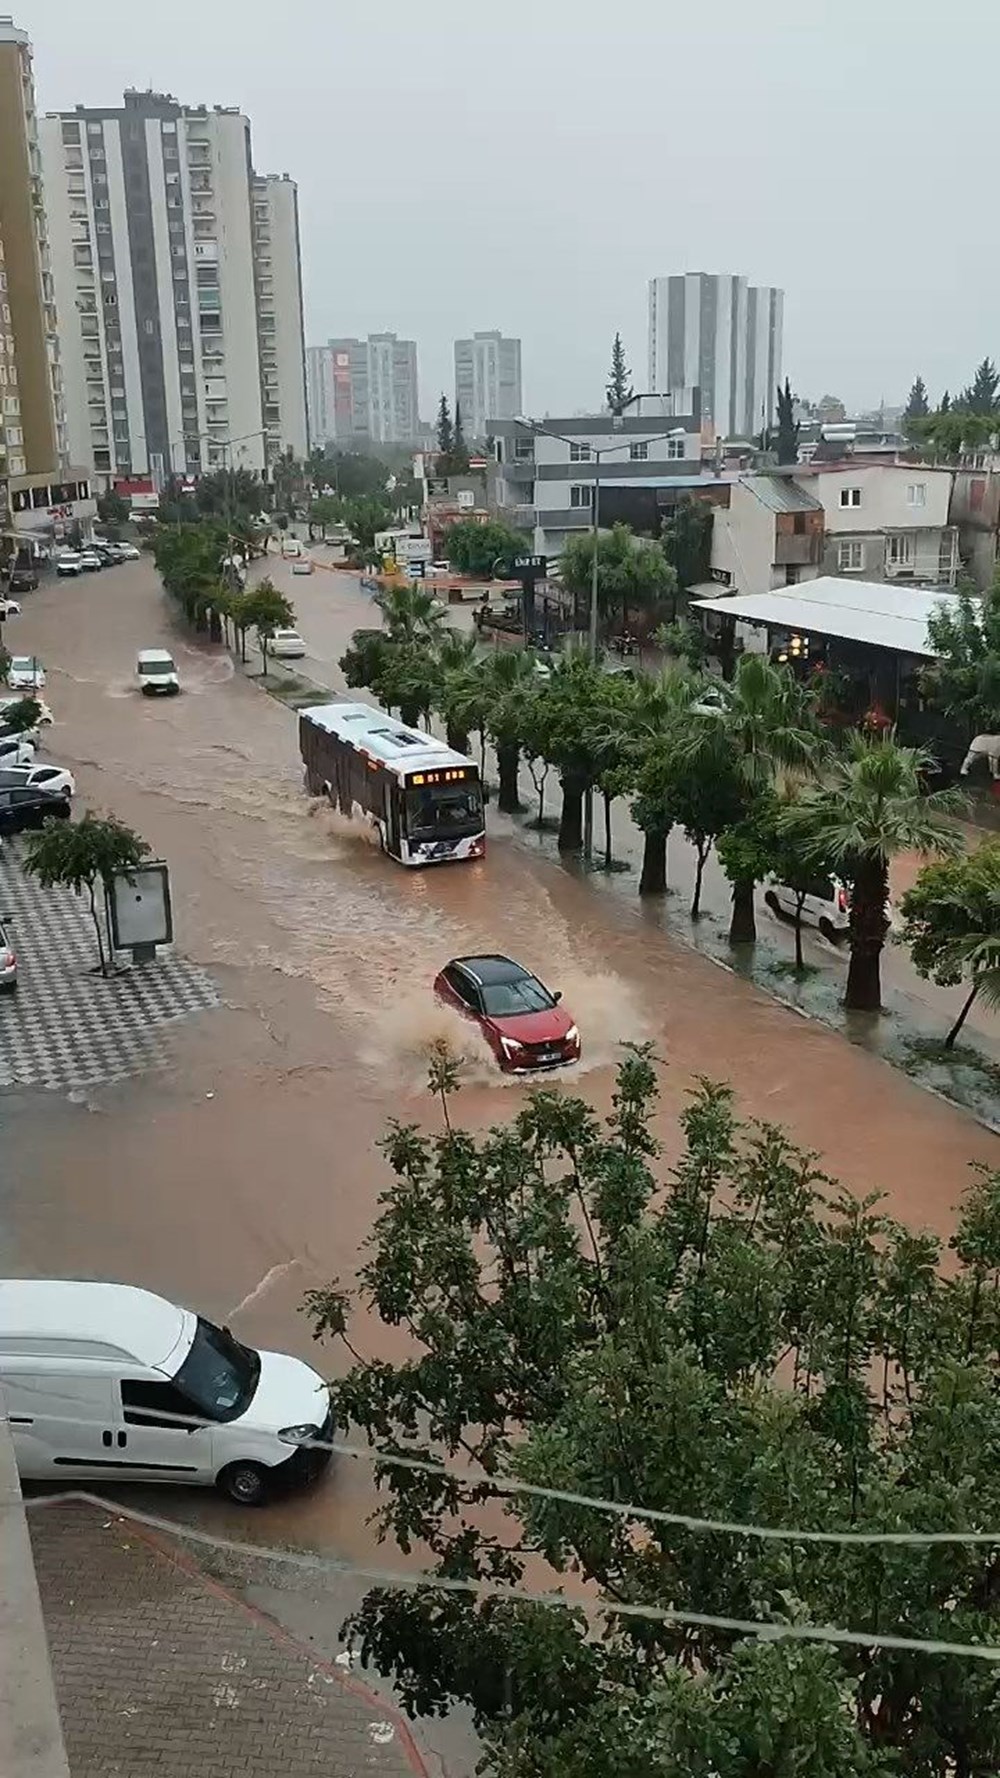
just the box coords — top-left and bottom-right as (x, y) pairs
(3, 554), (999, 1565)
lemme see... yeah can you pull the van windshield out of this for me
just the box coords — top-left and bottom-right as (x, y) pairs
(138, 658), (175, 675)
(172, 1316), (260, 1422)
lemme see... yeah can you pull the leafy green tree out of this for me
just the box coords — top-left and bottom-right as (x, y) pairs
(923, 573), (1000, 734)
(242, 579), (294, 676)
(605, 331), (633, 416)
(900, 840), (1000, 1047)
(663, 734), (745, 916)
(96, 489), (130, 527)
(151, 522), (229, 631)
(940, 388), (951, 412)
(522, 654), (613, 851)
(443, 519), (527, 579)
(0, 693), (41, 733)
(781, 731), (964, 1011)
(697, 654), (820, 944)
(908, 407), (996, 462)
(719, 791), (835, 970)
(603, 666), (706, 895)
(773, 376), (799, 463)
(340, 629), (393, 704)
(306, 494), (342, 540)
(304, 1052), (1000, 1778)
(344, 494), (394, 551)
(904, 374), (929, 420)
(960, 357), (1000, 415)
(560, 523), (676, 638)
(660, 496), (714, 598)
(23, 812), (149, 977)
(376, 582), (447, 645)
(0, 640), (10, 685)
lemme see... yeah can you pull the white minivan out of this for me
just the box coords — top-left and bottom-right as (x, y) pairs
(137, 648), (180, 696)
(0, 1280), (332, 1506)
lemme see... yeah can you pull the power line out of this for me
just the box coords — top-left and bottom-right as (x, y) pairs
(26, 1488), (1000, 1667)
(10, 1402), (1000, 1549)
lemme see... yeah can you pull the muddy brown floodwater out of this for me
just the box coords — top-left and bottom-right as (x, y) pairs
(3, 556), (999, 1564)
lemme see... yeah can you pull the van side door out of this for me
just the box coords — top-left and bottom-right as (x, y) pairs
(114, 1375), (216, 1483)
(0, 1369), (116, 1479)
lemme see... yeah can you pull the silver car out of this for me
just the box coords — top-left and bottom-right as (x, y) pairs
(0, 913), (15, 994)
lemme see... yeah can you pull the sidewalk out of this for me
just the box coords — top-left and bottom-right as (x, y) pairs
(29, 1499), (432, 1778)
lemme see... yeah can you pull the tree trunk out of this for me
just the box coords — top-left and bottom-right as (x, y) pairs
(558, 776), (585, 852)
(691, 844), (707, 918)
(208, 610), (223, 644)
(794, 899), (805, 971)
(399, 701), (421, 727)
(446, 724), (469, 756)
(261, 639), (269, 677)
(845, 857), (890, 1011)
(603, 789), (613, 870)
(639, 828), (668, 895)
(945, 979), (980, 1049)
(728, 875), (757, 945)
(497, 741), (522, 813)
(89, 880), (108, 977)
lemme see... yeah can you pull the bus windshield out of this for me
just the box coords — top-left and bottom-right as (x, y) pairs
(405, 780), (483, 840)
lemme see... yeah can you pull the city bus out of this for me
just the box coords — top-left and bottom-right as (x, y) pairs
(299, 702), (485, 866)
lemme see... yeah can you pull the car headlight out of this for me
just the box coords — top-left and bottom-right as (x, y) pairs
(277, 1423), (321, 1446)
(499, 1035), (525, 1058)
(564, 1025), (580, 1045)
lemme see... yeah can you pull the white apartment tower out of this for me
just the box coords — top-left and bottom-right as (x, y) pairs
(305, 344), (335, 446)
(40, 90), (307, 483)
(322, 333), (419, 445)
(252, 173), (308, 460)
(647, 272), (783, 440)
(454, 331), (521, 439)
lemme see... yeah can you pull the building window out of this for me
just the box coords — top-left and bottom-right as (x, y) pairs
(838, 540), (864, 572)
(8, 453), (25, 475)
(4, 425), (22, 445)
(839, 486), (862, 508)
(666, 437), (685, 460)
(61, 122), (81, 143)
(569, 441), (592, 462)
(629, 441), (649, 461)
(906, 482), (926, 507)
(886, 533), (915, 569)
(570, 484), (593, 509)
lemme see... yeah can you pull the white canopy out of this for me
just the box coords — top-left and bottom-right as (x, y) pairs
(692, 576), (968, 660)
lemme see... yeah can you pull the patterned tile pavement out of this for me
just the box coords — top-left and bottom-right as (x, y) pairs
(0, 842), (219, 1096)
(30, 1500), (429, 1778)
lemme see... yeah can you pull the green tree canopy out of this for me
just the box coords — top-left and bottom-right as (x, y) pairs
(900, 839), (1000, 1047)
(443, 519), (527, 579)
(305, 1049), (1000, 1778)
(660, 496), (713, 596)
(560, 523), (677, 637)
(605, 331), (633, 417)
(904, 375), (929, 420)
(923, 574), (1000, 734)
(23, 811), (149, 976)
(960, 357), (1000, 416)
(241, 579), (295, 675)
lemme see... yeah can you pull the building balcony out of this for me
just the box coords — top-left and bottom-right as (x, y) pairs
(774, 532), (823, 567)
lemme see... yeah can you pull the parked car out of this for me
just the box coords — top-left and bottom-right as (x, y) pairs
(291, 557), (313, 575)
(136, 648), (180, 695)
(116, 542), (141, 560)
(0, 695), (53, 728)
(0, 1279), (334, 1506)
(5, 656), (45, 691)
(56, 552), (83, 577)
(7, 568), (38, 593)
(91, 542), (124, 565)
(0, 598), (21, 619)
(0, 763), (75, 798)
(268, 628), (306, 660)
(77, 550), (103, 572)
(0, 912), (15, 994)
(280, 537), (303, 559)
(433, 954), (581, 1073)
(765, 873), (851, 944)
(0, 736), (36, 765)
(0, 785), (71, 835)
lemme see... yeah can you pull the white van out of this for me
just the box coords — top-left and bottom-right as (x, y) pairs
(280, 536), (303, 559)
(137, 648), (180, 696)
(0, 1280), (332, 1506)
(765, 873), (850, 944)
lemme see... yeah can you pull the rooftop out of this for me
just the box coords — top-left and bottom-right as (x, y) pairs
(742, 474), (823, 513)
(0, 1280), (187, 1368)
(692, 576), (968, 659)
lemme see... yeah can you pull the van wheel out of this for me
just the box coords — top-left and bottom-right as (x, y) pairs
(764, 890), (781, 915)
(217, 1461), (269, 1506)
(818, 917), (842, 945)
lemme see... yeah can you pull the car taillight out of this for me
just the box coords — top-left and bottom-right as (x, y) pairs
(837, 887), (848, 913)
(1, 949), (14, 967)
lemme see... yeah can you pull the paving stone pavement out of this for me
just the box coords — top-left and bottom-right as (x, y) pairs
(29, 1500), (429, 1778)
(0, 843), (219, 1096)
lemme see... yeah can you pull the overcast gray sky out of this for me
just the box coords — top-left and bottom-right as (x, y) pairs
(27, 0), (997, 422)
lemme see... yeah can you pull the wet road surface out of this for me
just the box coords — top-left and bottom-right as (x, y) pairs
(3, 552), (999, 1567)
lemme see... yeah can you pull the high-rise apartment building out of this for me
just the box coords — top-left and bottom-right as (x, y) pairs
(0, 16), (67, 479)
(647, 272), (783, 439)
(40, 90), (307, 484)
(454, 331), (521, 439)
(252, 173), (308, 460)
(319, 333), (419, 446)
(305, 344), (334, 446)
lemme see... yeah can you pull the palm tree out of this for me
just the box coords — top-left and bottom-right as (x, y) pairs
(783, 732), (965, 1012)
(604, 666), (707, 894)
(480, 648), (541, 814)
(435, 631), (483, 755)
(697, 654), (821, 944)
(376, 583), (448, 646)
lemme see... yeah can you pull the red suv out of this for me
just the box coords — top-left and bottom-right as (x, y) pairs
(433, 954), (581, 1073)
